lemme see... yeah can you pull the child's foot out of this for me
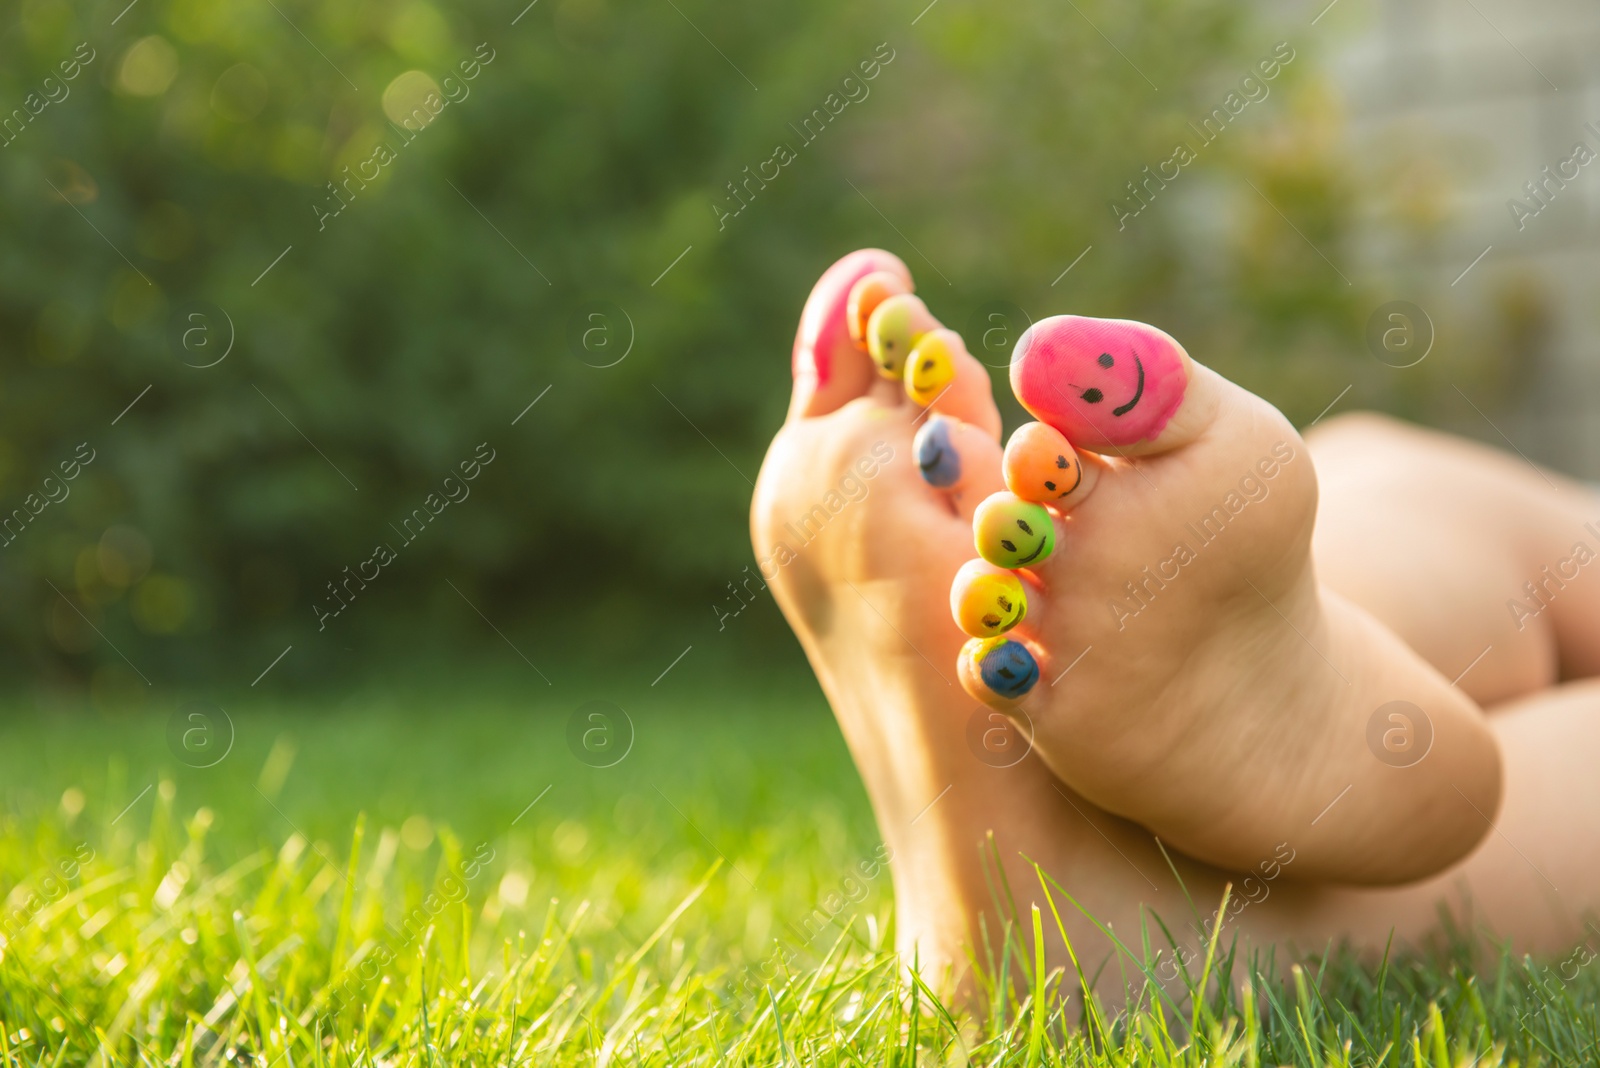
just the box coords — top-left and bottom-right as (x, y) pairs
(947, 314), (1504, 884)
(755, 250), (1053, 973)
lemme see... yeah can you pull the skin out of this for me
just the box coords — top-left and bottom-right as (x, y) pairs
(904, 330), (958, 406)
(963, 314), (1506, 885)
(1011, 315), (1189, 448)
(760, 249), (1600, 1010)
(867, 293), (935, 379)
(951, 561), (1028, 637)
(1004, 421), (1085, 502)
(972, 496), (1055, 570)
(914, 418), (962, 489)
(847, 270), (910, 346)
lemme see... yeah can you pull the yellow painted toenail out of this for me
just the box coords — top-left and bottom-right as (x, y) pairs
(953, 567), (1027, 638)
(974, 495), (1056, 569)
(904, 330), (957, 406)
(867, 293), (929, 380)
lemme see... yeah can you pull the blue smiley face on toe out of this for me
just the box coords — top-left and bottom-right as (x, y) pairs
(914, 417), (961, 488)
(979, 639), (1038, 699)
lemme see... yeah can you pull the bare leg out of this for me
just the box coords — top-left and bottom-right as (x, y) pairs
(1309, 412), (1600, 706)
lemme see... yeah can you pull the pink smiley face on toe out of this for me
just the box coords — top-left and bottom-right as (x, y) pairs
(1009, 315), (1188, 448)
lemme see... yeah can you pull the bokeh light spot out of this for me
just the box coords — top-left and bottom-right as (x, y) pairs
(117, 36), (179, 97)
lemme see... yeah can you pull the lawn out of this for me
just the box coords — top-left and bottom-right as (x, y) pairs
(3, 675), (1599, 1066)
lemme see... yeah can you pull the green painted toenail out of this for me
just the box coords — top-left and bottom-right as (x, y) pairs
(867, 294), (928, 380)
(974, 495), (1055, 570)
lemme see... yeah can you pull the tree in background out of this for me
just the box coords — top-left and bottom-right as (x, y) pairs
(0, 0), (1487, 692)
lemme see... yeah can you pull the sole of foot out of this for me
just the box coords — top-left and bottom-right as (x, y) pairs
(945, 313), (1503, 885)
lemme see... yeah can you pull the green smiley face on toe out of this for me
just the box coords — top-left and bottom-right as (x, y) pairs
(866, 293), (928, 379)
(974, 496), (1055, 569)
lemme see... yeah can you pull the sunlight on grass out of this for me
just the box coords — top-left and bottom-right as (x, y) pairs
(1, 691), (1596, 1065)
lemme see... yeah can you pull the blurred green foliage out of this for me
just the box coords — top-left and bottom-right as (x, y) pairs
(0, 0), (1487, 686)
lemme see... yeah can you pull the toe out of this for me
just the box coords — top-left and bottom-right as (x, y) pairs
(1009, 315), (1228, 457)
(790, 249), (912, 422)
(902, 329), (959, 407)
(950, 558), (1036, 639)
(913, 415), (1003, 520)
(911, 329), (1003, 442)
(865, 292), (939, 381)
(958, 635), (1046, 708)
(847, 270), (912, 348)
(1003, 421), (1100, 508)
(972, 492), (1059, 573)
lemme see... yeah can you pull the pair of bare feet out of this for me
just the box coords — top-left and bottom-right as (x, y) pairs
(754, 249), (1600, 995)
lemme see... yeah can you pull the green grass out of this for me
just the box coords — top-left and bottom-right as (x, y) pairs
(4, 683), (1600, 1066)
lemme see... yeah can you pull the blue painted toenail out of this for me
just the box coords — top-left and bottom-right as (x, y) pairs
(914, 417), (961, 488)
(979, 640), (1038, 699)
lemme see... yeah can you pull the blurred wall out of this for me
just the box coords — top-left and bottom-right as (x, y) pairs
(1328, 0), (1600, 474)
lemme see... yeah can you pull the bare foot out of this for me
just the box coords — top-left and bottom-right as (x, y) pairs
(947, 313), (1504, 885)
(753, 249), (1031, 974)
(757, 253), (1600, 1007)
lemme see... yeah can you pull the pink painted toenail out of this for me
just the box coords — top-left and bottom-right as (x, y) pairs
(795, 255), (897, 389)
(1010, 316), (1187, 447)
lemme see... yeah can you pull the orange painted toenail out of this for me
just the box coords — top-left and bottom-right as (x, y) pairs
(1005, 422), (1082, 501)
(847, 271), (911, 348)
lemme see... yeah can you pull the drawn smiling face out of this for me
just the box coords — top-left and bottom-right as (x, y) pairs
(972, 637), (1040, 699)
(952, 565), (1029, 637)
(1003, 421), (1083, 501)
(1009, 315), (1188, 448)
(904, 330), (957, 406)
(1076, 350), (1145, 416)
(974, 496), (1056, 570)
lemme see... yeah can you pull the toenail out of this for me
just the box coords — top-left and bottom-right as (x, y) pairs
(904, 330), (957, 406)
(847, 271), (911, 348)
(974, 495), (1055, 569)
(1011, 316), (1188, 447)
(967, 637), (1039, 699)
(953, 568), (1027, 638)
(1003, 423), (1083, 503)
(914, 417), (962, 488)
(867, 294), (930, 380)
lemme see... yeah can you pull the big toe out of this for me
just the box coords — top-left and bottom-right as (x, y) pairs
(1010, 315), (1228, 457)
(789, 249), (911, 421)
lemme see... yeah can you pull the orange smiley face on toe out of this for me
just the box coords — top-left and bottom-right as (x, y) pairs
(1004, 421), (1082, 502)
